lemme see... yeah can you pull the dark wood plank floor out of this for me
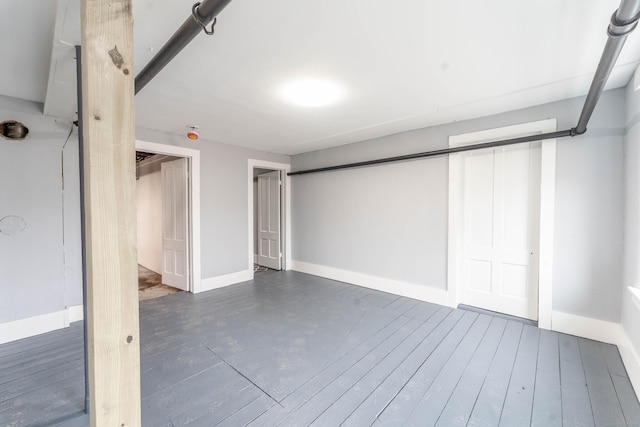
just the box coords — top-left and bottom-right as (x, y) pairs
(1, 270), (639, 426)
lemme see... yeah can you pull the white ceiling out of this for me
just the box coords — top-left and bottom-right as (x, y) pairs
(2, 0), (640, 155)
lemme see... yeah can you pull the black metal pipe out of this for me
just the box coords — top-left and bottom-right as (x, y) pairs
(288, 130), (573, 176)
(134, 0), (232, 94)
(574, 0), (640, 134)
(75, 45), (90, 415)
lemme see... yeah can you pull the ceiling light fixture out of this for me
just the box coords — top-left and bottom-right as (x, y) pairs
(278, 78), (345, 108)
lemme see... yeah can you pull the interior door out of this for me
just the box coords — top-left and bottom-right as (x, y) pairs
(460, 142), (540, 320)
(257, 170), (282, 270)
(161, 157), (189, 291)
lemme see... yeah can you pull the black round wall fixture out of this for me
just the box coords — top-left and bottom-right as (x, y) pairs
(0, 120), (29, 140)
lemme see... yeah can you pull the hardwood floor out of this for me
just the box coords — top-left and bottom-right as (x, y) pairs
(1, 270), (639, 426)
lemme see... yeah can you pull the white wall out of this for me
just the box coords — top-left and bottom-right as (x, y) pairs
(0, 95), (82, 326)
(292, 89), (625, 323)
(136, 159), (163, 273)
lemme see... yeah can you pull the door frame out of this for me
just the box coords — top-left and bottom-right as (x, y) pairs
(136, 139), (201, 293)
(248, 159), (291, 274)
(447, 119), (556, 329)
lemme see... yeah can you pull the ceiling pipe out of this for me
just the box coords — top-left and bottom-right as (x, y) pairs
(288, 130), (573, 176)
(290, 0), (640, 176)
(573, 0), (640, 134)
(134, 0), (232, 94)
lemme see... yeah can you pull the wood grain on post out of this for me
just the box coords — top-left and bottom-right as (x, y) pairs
(80, 0), (141, 425)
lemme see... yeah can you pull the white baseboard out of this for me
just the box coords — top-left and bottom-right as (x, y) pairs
(291, 261), (449, 306)
(618, 327), (640, 399)
(199, 269), (253, 293)
(549, 310), (640, 395)
(551, 310), (620, 345)
(0, 304), (83, 345)
(67, 304), (84, 323)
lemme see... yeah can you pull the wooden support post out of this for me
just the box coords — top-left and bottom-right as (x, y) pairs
(80, 0), (141, 425)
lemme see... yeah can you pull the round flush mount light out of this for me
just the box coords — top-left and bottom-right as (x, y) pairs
(278, 78), (345, 107)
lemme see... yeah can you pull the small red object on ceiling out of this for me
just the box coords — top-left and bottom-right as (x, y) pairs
(186, 126), (199, 140)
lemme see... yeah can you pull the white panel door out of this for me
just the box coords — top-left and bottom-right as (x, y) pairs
(161, 158), (189, 291)
(461, 143), (540, 320)
(257, 171), (281, 270)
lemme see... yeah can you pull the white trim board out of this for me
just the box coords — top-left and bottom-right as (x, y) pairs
(551, 309), (640, 397)
(136, 140), (202, 293)
(551, 310), (620, 345)
(291, 261), (449, 306)
(200, 269), (253, 293)
(619, 327), (640, 400)
(447, 119), (557, 329)
(0, 305), (83, 345)
(248, 159), (292, 275)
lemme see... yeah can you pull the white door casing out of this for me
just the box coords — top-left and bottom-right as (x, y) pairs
(257, 170), (282, 270)
(136, 139), (200, 293)
(448, 119), (557, 326)
(161, 157), (189, 291)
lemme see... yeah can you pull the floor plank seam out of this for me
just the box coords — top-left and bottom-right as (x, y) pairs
(402, 312), (489, 425)
(269, 316), (417, 426)
(307, 317), (437, 426)
(325, 309), (368, 364)
(278, 313), (412, 404)
(432, 316), (503, 426)
(343, 316), (454, 425)
(203, 344), (284, 408)
(373, 310), (467, 423)
(527, 327), (542, 427)
(576, 337), (598, 425)
(494, 322), (525, 427)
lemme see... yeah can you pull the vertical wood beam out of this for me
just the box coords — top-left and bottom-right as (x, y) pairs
(80, 1), (141, 425)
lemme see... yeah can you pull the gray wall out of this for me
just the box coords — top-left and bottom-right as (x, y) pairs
(623, 78), (640, 353)
(0, 94), (289, 326)
(624, 80), (640, 292)
(0, 95), (82, 323)
(135, 128), (290, 278)
(292, 89), (625, 322)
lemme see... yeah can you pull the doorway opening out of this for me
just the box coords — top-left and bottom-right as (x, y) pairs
(136, 152), (185, 300)
(248, 160), (291, 276)
(136, 140), (202, 294)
